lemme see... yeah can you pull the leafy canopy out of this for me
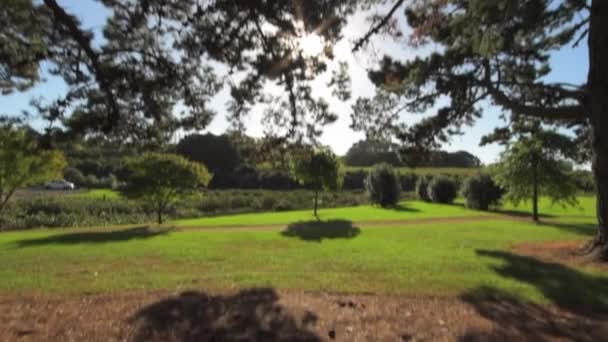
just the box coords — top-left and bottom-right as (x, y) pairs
(351, 0), (589, 163)
(494, 135), (578, 208)
(0, 121), (66, 214)
(2, 0), (361, 146)
(291, 148), (343, 192)
(122, 153), (212, 223)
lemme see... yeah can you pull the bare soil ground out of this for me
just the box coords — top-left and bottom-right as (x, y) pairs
(513, 240), (608, 272)
(1, 288), (607, 342)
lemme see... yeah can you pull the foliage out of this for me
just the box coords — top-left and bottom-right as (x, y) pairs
(416, 175), (432, 202)
(122, 153), (212, 224)
(343, 170), (367, 190)
(0, 123), (66, 216)
(352, 0), (589, 157)
(495, 137), (578, 218)
(572, 170), (595, 194)
(427, 176), (457, 204)
(343, 139), (401, 166)
(231, 165), (260, 189)
(63, 167), (86, 187)
(176, 133), (241, 188)
(0, 189), (369, 230)
(291, 148), (343, 215)
(399, 172), (418, 192)
(365, 163), (401, 207)
(461, 174), (503, 211)
(343, 140), (481, 168)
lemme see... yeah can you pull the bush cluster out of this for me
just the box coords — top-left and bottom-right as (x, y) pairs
(365, 164), (401, 207)
(416, 176), (433, 202)
(0, 190), (367, 231)
(427, 176), (458, 204)
(461, 174), (503, 210)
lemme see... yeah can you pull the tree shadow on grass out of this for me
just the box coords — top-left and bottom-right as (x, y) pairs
(474, 249), (608, 314)
(492, 208), (555, 220)
(390, 204), (420, 213)
(537, 221), (597, 237)
(281, 220), (360, 242)
(15, 226), (172, 248)
(129, 288), (320, 342)
(457, 250), (608, 341)
(459, 286), (608, 342)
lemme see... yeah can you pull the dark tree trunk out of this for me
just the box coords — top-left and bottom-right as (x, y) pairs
(532, 164), (539, 222)
(157, 204), (163, 225)
(587, 0), (608, 260)
(313, 189), (319, 219)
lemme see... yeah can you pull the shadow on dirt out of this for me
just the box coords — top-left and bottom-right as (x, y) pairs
(129, 288), (320, 342)
(460, 286), (608, 341)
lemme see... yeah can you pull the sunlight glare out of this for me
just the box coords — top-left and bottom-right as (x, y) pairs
(298, 33), (324, 56)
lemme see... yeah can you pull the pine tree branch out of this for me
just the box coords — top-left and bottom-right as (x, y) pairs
(42, 0), (120, 132)
(482, 62), (585, 120)
(352, 0), (405, 52)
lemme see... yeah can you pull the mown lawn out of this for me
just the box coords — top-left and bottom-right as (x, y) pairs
(0, 196), (604, 310)
(174, 196), (595, 227)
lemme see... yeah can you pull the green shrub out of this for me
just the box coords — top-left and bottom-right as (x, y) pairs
(427, 176), (458, 204)
(400, 172), (418, 192)
(365, 163), (401, 207)
(63, 167), (86, 186)
(416, 176), (432, 202)
(461, 174), (503, 210)
(342, 170), (367, 190)
(0, 190), (368, 231)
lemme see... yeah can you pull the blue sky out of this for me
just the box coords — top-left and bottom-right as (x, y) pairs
(0, 1), (589, 164)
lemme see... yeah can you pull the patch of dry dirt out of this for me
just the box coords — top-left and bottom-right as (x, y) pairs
(513, 240), (608, 272)
(1, 289), (606, 341)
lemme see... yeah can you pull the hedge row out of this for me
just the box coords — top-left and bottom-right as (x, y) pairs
(0, 190), (367, 231)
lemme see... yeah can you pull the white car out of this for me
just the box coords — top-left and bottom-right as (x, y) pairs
(44, 180), (75, 190)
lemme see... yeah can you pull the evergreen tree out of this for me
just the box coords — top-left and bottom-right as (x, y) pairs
(350, 0), (608, 260)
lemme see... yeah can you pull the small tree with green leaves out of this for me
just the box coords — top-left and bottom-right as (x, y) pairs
(122, 153), (212, 224)
(0, 123), (66, 221)
(495, 137), (577, 222)
(291, 148), (343, 218)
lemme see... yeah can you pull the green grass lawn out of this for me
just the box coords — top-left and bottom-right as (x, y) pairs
(0, 196), (604, 311)
(174, 196), (595, 227)
(173, 200), (488, 227)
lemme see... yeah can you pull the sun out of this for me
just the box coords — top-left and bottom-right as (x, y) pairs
(298, 32), (324, 56)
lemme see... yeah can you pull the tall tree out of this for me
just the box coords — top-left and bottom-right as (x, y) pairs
(350, 0), (608, 260)
(291, 148), (343, 218)
(494, 132), (578, 222)
(0, 121), (66, 219)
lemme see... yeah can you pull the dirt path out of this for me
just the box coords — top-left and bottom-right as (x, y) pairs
(174, 215), (531, 232)
(1, 289), (606, 341)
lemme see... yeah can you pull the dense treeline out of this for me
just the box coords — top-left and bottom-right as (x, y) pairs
(343, 140), (481, 168)
(53, 133), (594, 194)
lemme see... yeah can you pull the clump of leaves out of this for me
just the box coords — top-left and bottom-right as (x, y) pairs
(366, 163), (401, 207)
